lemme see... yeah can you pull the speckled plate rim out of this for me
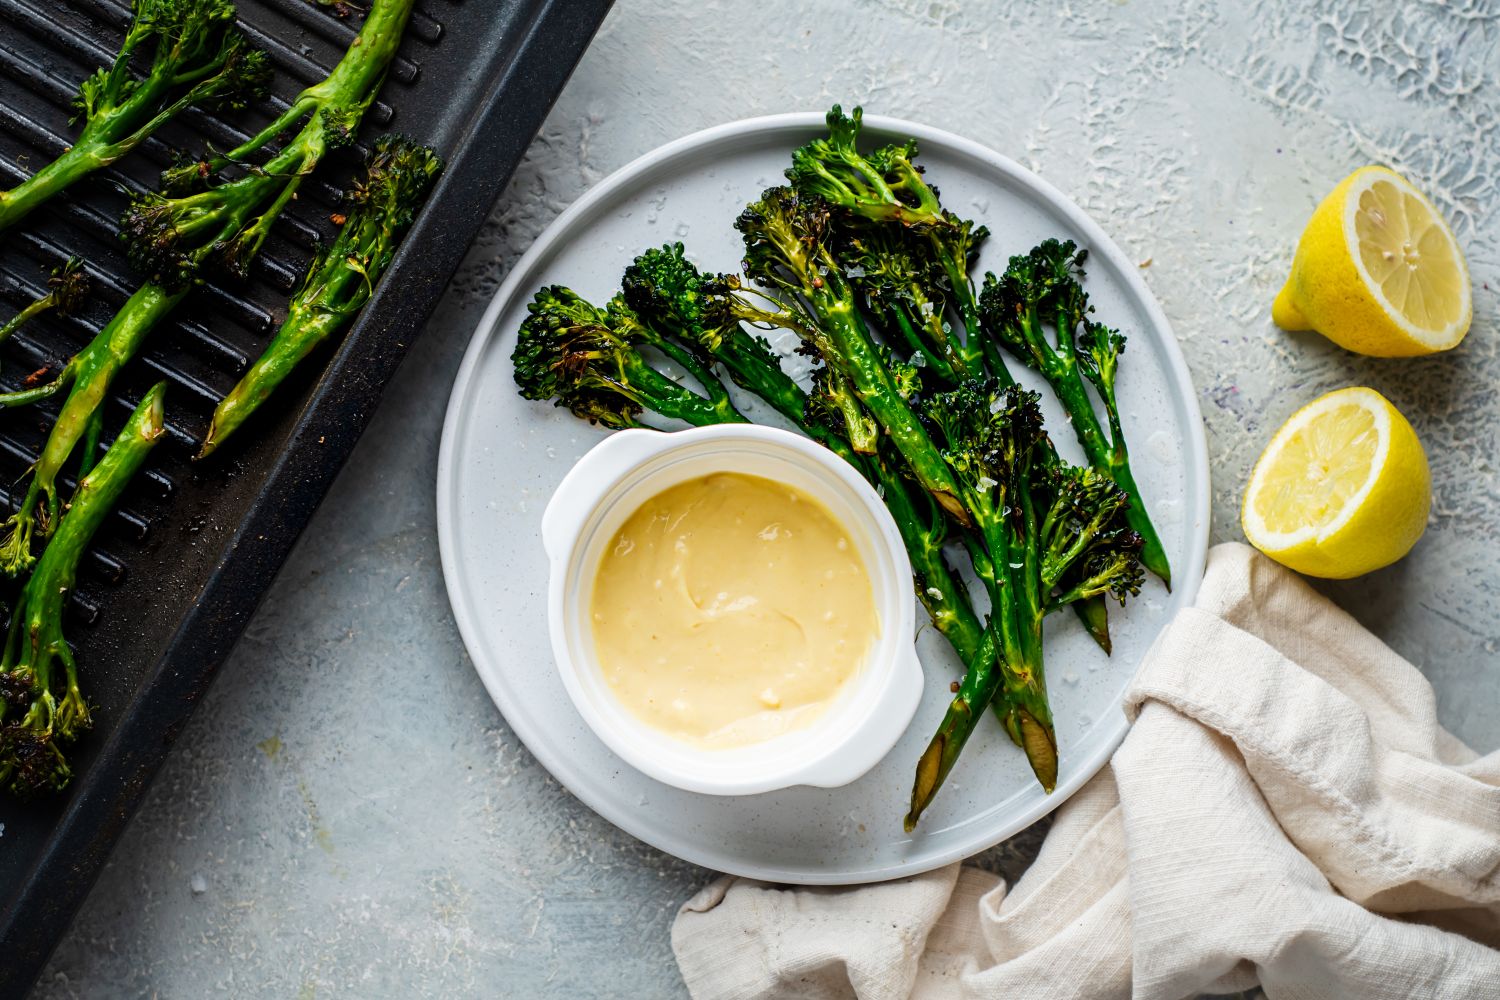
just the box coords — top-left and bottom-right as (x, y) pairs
(437, 112), (1211, 884)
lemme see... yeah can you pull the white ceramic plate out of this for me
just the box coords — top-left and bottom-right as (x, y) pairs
(437, 113), (1210, 884)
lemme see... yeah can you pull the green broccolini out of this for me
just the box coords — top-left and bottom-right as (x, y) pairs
(199, 136), (443, 457)
(979, 239), (1170, 586)
(787, 106), (993, 374)
(125, 0), (420, 287)
(0, 0), (418, 578)
(0, 384), (167, 799)
(786, 109), (1168, 588)
(0, 0), (269, 234)
(0, 284), (184, 577)
(736, 186), (973, 527)
(907, 381), (1142, 828)
(0, 258), (91, 359)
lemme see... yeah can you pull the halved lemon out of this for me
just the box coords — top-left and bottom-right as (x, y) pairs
(1273, 166), (1471, 356)
(1242, 387), (1430, 579)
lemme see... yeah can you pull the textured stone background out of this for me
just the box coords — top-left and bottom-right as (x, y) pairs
(35, 0), (1499, 996)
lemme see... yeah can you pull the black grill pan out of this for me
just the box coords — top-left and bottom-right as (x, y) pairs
(0, 1), (612, 991)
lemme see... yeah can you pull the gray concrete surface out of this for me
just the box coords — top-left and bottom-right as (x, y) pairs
(34, 0), (1499, 996)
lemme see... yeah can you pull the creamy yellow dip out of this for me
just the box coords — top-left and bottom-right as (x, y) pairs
(590, 472), (879, 748)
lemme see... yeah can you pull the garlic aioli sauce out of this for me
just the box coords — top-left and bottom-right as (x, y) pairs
(590, 472), (879, 748)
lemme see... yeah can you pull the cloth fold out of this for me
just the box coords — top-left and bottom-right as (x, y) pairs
(672, 543), (1500, 999)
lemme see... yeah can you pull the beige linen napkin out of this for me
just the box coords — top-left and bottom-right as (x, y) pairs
(672, 543), (1500, 999)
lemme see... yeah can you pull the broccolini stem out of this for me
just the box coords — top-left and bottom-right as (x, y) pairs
(0, 284), (185, 577)
(210, 0), (416, 176)
(201, 306), (338, 454)
(0, 3), (267, 234)
(879, 299), (958, 385)
(930, 237), (993, 378)
(200, 138), (441, 455)
(806, 269), (972, 526)
(0, 384), (166, 798)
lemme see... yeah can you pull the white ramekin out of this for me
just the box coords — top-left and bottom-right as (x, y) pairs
(541, 424), (922, 796)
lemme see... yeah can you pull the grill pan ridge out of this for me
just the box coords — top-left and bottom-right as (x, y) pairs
(0, 0), (613, 990)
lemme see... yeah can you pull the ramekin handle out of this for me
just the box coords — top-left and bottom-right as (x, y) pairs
(541, 429), (671, 560)
(794, 643), (925, 790)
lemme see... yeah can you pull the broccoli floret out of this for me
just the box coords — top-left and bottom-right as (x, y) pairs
(786, 106), (993, 372)
(786, 105), (946, 228)
(0, 258), (91, 361)
(0, 0), (270, 234)
(1038, 465), (1144, 605)
(512, 286), (743, 429)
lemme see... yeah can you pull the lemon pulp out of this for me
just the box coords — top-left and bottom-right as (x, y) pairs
(1251, 402), (1378, 535)
(1353, 179), (1466, 334)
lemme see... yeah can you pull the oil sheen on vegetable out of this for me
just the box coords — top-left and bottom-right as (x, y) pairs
(590, 471), (878, 748)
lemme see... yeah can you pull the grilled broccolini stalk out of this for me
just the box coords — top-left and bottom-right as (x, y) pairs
(126, 0), (420, 288)
(979, 239), (1170, 586)
(514, 287), (746, 429)
(0, 0), (269, 234)
(907, 382), (1143, 829)
(737, 186), (972, 527)
(0, 0), (418, 577)
(0, 258), (91, 357)
(199, 136), (443, 457)
(0, 285), (183, 576)
(0, 385), (167, 799)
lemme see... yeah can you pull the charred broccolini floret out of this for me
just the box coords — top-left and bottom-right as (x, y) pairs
(199, 136), (443, 457)
(787, 106), (993, 372)
(620, 243), (882, 453)
(0, 258), (91, 359)
(0, 0), (269, 234)
(905, 381), (1143, 828)
(978, 238), (1169, 586)
(837, 225), (971, 385)
(513, 286), (744, 430)
(124, 0), (420, 288)
(0, 385), (166, 798)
